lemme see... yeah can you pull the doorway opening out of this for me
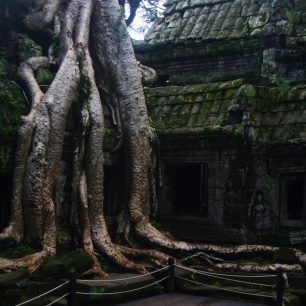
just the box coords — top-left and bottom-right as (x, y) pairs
(103, 165), (125, 216)
(0, 173), (12, 231)
(166, 163), (208, 216)
(280, 173), (306, 226)
(287, 179), (304, 220)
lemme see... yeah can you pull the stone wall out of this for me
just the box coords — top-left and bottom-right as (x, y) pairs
(145, 80), (306, 232)
(136, 0), (306, 85)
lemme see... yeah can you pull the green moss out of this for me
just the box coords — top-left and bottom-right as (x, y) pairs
(79, 73), (91, 100)
(145, 91), (158, 105)
(50, 38), (60, 59)
(192, 82), (219, 93)
(273, 248), (297, 264)
(18, 37), (42, 62)
(230, 79), (246, 88)
(231, 123), (244, 134)
(238, 256), (272, 265)
(146, 81), (306, 134)
(0, 58), (7, 78)
(40, 250), (93, 279)
(0, 270), (28, 288)
(241, 84), (257, 98)
(285, 124), (305, 139)
(285, 9), (300, 23)
(0, 243), (35, 259)
(36, 68), (54, 85)
(223, 89), (236, 99)
(0, 57), (28, 137)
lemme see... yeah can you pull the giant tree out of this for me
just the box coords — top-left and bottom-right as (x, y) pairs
(0, 0), (305, 274)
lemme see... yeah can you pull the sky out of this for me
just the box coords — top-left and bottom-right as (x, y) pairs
(128, 16), (148, 40)
(128, 1), (165, 40)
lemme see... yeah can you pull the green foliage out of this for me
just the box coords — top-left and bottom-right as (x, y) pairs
(79, 73), (91, 100)
(285, 9), (300, 24)
(36, 68), (54, 85)
(50, 38), (60, 59)
(18, 37), (42, 62)
(0, 58), (7, 78)
(0, 58), (27, 136)
(0, 243), (35, 259)
(99, 256), (112, 271)
(40, 250), (93, 278)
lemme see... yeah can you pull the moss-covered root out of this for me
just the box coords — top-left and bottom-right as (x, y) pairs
(0, 251), (47, 273)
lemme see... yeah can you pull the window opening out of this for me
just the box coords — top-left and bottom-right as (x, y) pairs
(0, 173), (12, 231)
(103, 165), (125, 216)
(166, 163), (208, 216)
(287, 179), (303, 220)
(280, 173), (306, 226)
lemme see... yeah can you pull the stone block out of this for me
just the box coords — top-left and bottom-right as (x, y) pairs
(261, 112), (284, 125)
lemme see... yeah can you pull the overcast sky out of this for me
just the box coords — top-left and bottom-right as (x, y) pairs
(128, 15), (148, 40)
(128, 1), (165, 40)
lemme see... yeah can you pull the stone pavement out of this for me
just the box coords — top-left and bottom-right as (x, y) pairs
(114, 293), (268, 306)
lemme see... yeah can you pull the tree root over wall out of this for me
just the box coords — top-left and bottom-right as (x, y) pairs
(0, 0), (305, 275)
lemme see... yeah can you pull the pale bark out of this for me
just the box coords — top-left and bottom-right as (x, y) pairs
(0, 57), (49, 243)
(214, 262), (304, 273)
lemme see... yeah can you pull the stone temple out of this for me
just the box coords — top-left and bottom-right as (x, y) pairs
(1, 0), (306, 244)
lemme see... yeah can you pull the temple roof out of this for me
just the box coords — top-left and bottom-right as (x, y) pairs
(145, 0), (305, 44)
(145, 80), (306, 143)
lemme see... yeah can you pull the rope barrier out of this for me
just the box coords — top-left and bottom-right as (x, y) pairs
(15, 280), (70, 306)
(77, 266), (169, 283)
(45, 293), (69, 306)
(180, 253), (277, 278)
(175, 265), (275, 288)
(76, 275), (169, 296)
(175, 264), (276, 278)
(176, 275), (275, 299)
(181, 252), (220, 263)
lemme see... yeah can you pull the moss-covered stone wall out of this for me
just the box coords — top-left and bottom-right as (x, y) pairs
(136, 0), (306, 85)
(145, 79), (306, 233)
(145, 79), (306, 143)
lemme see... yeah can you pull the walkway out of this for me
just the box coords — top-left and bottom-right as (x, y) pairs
(115, 293), (268, 306)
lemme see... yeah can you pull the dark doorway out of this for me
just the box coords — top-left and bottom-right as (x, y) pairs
(166, 163), (208, 216)
(280, 173), (306, 226)
(0, 173), (12, 231)
(103, 166), (125, 216)
(287, 179), (304, 220)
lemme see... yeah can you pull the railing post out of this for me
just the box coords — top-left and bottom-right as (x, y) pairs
(167, 257), (175, 293)
(276, 268), (287, 306)
(68, 269), (77, 306)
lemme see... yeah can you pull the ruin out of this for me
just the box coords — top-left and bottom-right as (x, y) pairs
(1, 0), (306, 245)
(134, 0), (306, 243)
